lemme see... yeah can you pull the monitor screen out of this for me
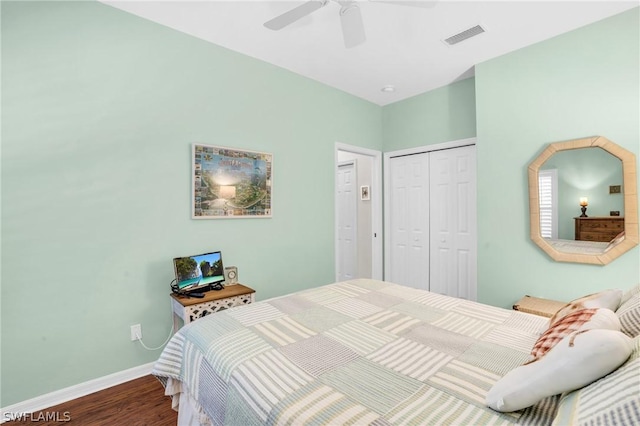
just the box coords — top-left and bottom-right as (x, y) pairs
(173, 251), (224, 292)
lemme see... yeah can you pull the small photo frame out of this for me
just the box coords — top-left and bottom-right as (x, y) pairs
(360, 185), (370, 201)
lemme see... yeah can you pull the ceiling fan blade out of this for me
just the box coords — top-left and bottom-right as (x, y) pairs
(369, 0), (438, 8)
(340, 4), (366, 48)
(264, 1), (329, 30)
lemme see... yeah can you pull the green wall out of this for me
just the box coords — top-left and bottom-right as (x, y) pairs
(382, 77), (477, 151)
(475, 8), (639, 308)
(0, 1), (381, 406)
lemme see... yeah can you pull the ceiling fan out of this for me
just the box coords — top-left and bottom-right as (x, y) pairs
(264, 0), (437, 49)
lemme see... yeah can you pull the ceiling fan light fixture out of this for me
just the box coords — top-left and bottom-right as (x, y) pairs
(339, 2), (358, 15)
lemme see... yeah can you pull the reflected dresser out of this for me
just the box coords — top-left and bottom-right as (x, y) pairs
(574, 216), (624, 242)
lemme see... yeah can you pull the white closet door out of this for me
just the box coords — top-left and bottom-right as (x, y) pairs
(429, 145), (477, 300)
(337, 161), (357, 281)
(388, 153), (430, 290)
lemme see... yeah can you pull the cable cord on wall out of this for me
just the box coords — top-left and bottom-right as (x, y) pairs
(134, 294), (175, 351)
(134, 324), (174, 351)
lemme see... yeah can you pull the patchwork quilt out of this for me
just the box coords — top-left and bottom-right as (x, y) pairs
(153, 279), (558, 425)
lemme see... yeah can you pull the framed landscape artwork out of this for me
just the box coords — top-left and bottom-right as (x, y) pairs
(192, 144), (273, 219)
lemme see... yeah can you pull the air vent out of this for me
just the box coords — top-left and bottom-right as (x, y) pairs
(443, 24), (486, 46)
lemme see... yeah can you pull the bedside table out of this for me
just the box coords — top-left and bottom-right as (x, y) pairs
(513, 295), (566, 318)
(171, 283), (255, 332)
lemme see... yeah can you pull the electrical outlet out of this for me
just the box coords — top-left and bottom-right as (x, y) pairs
(130, 324), (142, 341)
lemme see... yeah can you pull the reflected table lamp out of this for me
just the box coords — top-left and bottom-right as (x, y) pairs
(579, 197), (588, 217)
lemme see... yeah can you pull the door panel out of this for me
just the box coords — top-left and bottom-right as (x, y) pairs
(337, 161), (357, 281)
(429, 146), (477, 300)
(388, 153), (430, 290)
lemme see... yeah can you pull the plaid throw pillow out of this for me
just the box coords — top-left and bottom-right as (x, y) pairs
(528, 308), (620, 363)
(549, 289), (622, 327)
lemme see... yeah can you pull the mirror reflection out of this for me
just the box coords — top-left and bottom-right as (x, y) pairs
(528, 135), (638, 265)
(539, 147), (624, 253)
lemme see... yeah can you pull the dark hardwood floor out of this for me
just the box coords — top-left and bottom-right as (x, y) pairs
(6, 375), (177, 426)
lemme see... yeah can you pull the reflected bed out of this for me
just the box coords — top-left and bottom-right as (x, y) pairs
(545, 238), (610, 254)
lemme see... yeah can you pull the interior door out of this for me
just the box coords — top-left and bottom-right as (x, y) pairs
(429, 145), (477, 300)
(337, 160), (357, 281)
(388, 153), (430, 290)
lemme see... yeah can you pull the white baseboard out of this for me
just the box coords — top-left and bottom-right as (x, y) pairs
(1, 362), (155, 424)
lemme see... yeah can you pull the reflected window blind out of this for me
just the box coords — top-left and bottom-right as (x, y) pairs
(538, 169), (558, 239)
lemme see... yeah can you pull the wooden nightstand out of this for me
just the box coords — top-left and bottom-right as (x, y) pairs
(171, 284), (255, 332)
(513, 295), (566, 318)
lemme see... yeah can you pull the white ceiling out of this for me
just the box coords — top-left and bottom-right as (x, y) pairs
(101, 1), (637, 105)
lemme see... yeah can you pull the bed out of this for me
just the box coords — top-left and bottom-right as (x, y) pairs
(152, 279), (640, 426)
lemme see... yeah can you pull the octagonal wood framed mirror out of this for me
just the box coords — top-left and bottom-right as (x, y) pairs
(528, 136), (638, 265)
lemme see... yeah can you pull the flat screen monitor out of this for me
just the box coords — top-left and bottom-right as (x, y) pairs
(173, 251), (224, 293)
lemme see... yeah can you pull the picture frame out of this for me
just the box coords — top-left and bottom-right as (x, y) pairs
(192, 144), (273, 219)
(360, 185), (370, 201)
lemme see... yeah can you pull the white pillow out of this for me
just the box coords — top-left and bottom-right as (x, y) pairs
(486, 329), (633, 412)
